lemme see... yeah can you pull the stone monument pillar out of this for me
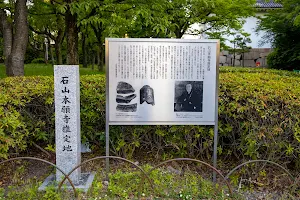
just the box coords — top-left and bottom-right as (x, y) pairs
(54, 65), (81, 184)
(39, 65), (95, 191)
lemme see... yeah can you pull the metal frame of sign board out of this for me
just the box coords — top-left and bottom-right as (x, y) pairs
(105, 38), (220, 182)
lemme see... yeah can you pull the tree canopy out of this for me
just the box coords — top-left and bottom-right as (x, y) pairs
(128, 0), (255, 38)
(258, 0), (300, 70)
(0, 0), (256, 76)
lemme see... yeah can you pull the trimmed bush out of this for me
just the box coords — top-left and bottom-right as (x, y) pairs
(0, 67), (300, 169)
(31, 58), (46, 64)
(0, 75), (106, 159)
(219, 68), (300, 169)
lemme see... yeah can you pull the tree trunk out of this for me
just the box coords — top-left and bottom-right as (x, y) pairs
(4, 0), (28, 76)
(86, 47), (90, 65)
(98, 43), (104, 71)
(96, 47), (100, 70)
(55, 42), (63, 65)
(54, 29), (64, 65)
(92, 52), (95, 70)
(48, 37), (55, 65)
(82, 34), (87, 68)
(91, 24), (104, 71)
(233, 43), (236, 67)
(29, 14), (65, 65)
(44, 38), (48, 64)
(65, 1), (78, 65)
(0, 8), (13, 75)
(173, 21), (188, 39)
(55, 15), (65, 65)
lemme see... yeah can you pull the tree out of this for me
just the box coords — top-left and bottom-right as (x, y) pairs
(76, 0), (158, 70)
(31, 0), (80, 65)
(128, 0), (255, 39)
(65, 0), (78, 64)
(29, 0), (65, 64)
(36, 0), (154, 68)
(228, 32), (251, 67)
(171, 0), (255, 38)
(0, 0), (28, 76)
(127, 3), (172, 38)
(257, 0), (300, 70)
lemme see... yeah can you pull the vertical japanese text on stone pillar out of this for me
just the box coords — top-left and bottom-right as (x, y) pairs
(54, 66), (81, 184)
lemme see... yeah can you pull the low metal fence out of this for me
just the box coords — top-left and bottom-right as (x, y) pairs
(0, 156), (298, 199)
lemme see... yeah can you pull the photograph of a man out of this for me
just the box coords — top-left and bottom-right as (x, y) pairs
(174, 81), (203, 112)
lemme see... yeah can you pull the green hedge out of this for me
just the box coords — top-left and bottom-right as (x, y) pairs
(1, 67), (300, 169)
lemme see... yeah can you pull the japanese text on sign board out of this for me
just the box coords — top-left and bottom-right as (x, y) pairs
(115, 44), (212, 80)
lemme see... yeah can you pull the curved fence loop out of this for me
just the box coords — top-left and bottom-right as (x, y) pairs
(0, 157), (77, 198)
(149, 158), (233, 196)
(225, 160), (295, 181)
(2, 157), (296, 198)
(58, 156), (155, 197)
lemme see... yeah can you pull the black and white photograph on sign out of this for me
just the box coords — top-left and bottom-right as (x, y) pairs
(116, 103), (137, 112)
(140, 85), (155, 105)
(116, 81), (137, 112)
(116, 81), (135, 94)
(116, 94), (137, 103)
(174, 81), (203, 112)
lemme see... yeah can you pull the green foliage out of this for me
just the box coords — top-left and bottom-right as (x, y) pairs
(1, 68), (300, 171)
(27, 0), (67, 65)
(0, 37), (4, 63)
(0, 72), (103, 158)
(219, 67), (300, 163)
(0, 76), (53, 158)
(0, 63), (103, 78)
(128, 0), (255, 38)
(31, 58), (45, 64)
(229, 32), (252, 53)
(1, 183), (65, 200)
(25, 45), (43, 64)
(0, 165), (239, 199)
(94, 166), (235, 199)
(266, 49), (284, 69)
(0, 64), (5, 78)
(17, 0), (256, 71)
(257, 0), (300, 70)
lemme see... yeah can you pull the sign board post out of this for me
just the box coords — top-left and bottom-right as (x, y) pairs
(105, 39), (220, 181)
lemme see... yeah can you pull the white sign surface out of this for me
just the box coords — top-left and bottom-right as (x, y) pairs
(106, 39), (219, 125)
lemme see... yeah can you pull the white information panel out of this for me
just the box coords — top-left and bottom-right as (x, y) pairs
(106, 38), (219, 125)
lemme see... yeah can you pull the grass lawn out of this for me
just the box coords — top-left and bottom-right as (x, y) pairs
(0, 63), (104, 78)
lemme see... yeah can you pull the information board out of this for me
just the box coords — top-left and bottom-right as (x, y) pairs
(106, 38), (219, 125)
